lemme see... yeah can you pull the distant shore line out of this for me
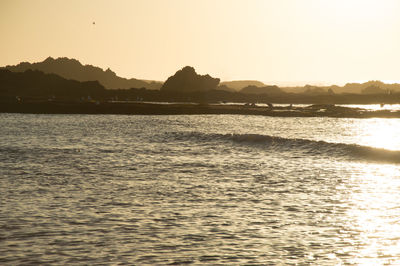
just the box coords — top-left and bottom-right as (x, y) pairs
(1, 101), (400, 118)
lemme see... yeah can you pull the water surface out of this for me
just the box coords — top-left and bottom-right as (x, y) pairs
(1, 113), (400, 264)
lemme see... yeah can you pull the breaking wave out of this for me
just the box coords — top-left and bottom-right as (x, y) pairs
(169, 131), (400, 164)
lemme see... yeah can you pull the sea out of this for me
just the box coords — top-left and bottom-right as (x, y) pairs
(2, 110), (400, 265)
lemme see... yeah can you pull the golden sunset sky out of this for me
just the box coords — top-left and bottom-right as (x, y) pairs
(1, 0), (400, 85)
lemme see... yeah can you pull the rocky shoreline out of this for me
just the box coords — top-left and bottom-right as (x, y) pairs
(1, 101), (400, 118)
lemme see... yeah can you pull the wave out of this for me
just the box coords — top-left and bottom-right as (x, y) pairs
(169, 131), (400, 164)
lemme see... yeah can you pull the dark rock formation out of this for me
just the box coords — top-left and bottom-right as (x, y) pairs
(3, 57), (162, 90)
(161, 66), (220, 92)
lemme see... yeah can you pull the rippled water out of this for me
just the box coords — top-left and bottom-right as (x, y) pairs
(1, 113), (400, 264)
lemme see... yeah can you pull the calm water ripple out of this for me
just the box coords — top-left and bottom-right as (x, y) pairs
(1, 113), (400, 264)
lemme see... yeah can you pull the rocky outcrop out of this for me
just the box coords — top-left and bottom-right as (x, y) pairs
(161, 66), (220, 92)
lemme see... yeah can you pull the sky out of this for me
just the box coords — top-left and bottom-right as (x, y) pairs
(1, 0), (400, 85)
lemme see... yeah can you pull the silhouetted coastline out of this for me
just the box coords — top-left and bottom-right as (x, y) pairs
(3, 68), (400, 105)
(3, 61), (400, 119)
(2, 100), (400, 118)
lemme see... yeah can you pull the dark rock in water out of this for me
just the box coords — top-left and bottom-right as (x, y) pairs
(161, 66), (220, 92)
(306, 104), (336, 110)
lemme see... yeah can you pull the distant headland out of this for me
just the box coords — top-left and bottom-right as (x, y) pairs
(3, 57), (162, 90)
(2, 57), (400, 117)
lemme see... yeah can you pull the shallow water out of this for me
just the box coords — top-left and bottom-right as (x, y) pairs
(1, 113), (400, 264)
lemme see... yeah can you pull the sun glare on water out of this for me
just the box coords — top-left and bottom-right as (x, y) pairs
(347, 164), (400, 264)
(343, 118), (400, 264)
(356, 119), (400, 151)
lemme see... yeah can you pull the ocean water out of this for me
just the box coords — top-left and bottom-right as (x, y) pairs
(1, 113), (400, 265)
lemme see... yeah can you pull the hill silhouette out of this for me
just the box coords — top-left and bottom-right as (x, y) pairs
(3, 59), (400, 107)
(240, 85), (283, 95)
(161, 66), (220, 92)
(3, 57), (162, 90)
(340, 80), (398, 94)
(280, 81), (400, 94)
(221, 80), (265, 91)
(0, 69), (106, 99)
(361, 85), (388, 95)
(2, 68), (400, 106)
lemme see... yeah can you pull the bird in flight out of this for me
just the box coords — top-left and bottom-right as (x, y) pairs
(93, 21), (95, 25)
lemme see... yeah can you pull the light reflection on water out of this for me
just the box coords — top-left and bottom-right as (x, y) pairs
(338, 104), (400, 111)
(354, 119), (400, 151)
(1, 114), (400, 264)
(347, 164), (400, 265)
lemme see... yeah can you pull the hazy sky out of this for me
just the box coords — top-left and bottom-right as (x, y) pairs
(1, 0), (400, 85)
